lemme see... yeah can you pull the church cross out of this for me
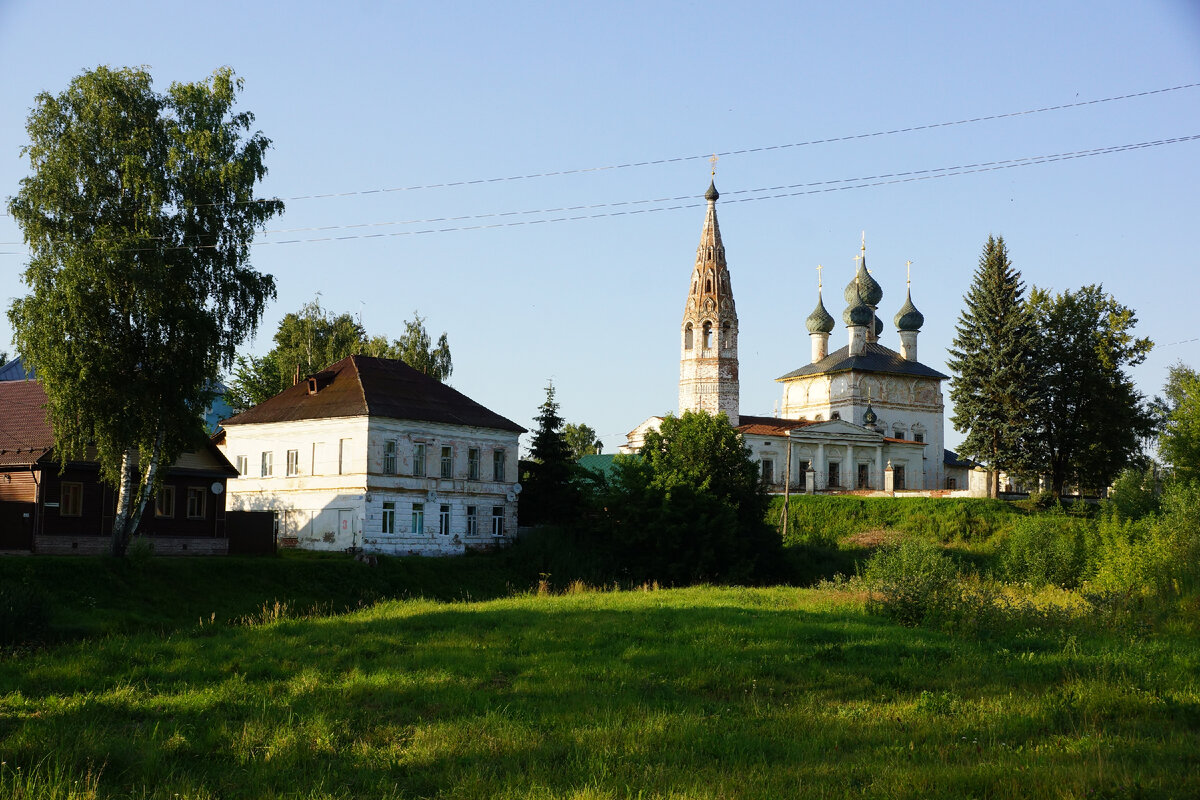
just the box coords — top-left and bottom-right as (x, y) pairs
(906, 260), (913, 287)
(710, 153), (718, 176)
(816, 263), (824, 290)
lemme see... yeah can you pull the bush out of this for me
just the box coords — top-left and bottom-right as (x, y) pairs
(0, 580), (51, 647)
(998, 515), (1094, 588)
(862, 538), (960, 626)
(1104, 466), (1161, 521)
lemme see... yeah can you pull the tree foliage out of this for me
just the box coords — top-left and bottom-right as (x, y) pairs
(7, 66), (281, 554)
(562, 422), (602, 459)
(1026, 285), (1154, 497)
(521, 382), (580, 525)
(225, 303), (451, 412)
(946, 235), (1038, 497)
(594, 411), (779, 584)
(1156, 362), (1200, 484)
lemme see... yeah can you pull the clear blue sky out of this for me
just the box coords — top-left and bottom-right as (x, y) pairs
(2, 0), (1198, 453)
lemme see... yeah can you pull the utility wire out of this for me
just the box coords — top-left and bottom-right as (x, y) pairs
(1, 81), (1196, 220)
(1, 132), (1197, 253)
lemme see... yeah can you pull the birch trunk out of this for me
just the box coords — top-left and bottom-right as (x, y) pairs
(111, 448), (138, 556)
(128, 430), (164, 541)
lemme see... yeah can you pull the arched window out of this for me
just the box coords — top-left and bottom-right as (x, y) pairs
(702, 322), (713, 349)
(684, 322), (694, 350)
(705, 278), (712, 293)
(721, 321), (731, 350)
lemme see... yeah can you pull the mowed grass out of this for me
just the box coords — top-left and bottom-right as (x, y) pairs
(3, 586), (1198, 799)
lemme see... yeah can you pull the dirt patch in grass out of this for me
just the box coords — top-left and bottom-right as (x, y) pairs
(843, 528), (904, 548)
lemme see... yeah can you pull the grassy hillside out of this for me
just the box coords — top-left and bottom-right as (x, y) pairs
(2, 585), (1197, 799)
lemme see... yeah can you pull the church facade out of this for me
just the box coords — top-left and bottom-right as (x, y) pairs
(625, 179), (954, 493)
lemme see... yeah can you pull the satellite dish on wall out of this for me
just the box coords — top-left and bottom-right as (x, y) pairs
(211, 482), (224, 495)
(426, 489), (438, 502)
(506, 492), (516, 502)
(512, 483), (522, 494)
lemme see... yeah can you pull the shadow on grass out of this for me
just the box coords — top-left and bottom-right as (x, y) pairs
(4, 589), (1198, 799)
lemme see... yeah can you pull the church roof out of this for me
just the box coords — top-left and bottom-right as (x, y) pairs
(736, 415), (815, 436)
(775, 342), (949, 382)
(222, 355), (526, 433)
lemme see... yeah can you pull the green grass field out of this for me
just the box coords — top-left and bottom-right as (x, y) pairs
(3, 582), (1198, 799)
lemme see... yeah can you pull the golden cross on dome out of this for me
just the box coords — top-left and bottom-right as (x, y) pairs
(816, 263), (824, 290)
(710, 153), (718, 176)
(906, 260), (913, 287)
(861, 230), (866, 252)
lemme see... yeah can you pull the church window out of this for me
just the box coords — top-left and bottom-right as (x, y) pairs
(831, 411), (840, 420)
(721, 321), (731, 349)
(760, 459), (774, 485)
(702, 322), (713, 349)
(913, 431), (924, 443)
(892, 426), (905, 439)
(705, 278), (712, 293)
(684, 323), (693, 350)
(945, 477), (956, 491)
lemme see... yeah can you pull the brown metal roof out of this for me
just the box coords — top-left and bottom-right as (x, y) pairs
(0, 380), (54, 466)
(736, 415), (815, 436)
(221, 355), (526, 433)
(0, 380), (236, 475)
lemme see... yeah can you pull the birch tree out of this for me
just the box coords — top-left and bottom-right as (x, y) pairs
(7, 66), (282, 555)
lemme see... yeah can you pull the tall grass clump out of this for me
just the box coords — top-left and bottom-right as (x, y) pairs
(0, 758), (101, 800)
(775, 495), (1022, 547)
(862, 538), (960, 626)
(998, 514), (1095, 588)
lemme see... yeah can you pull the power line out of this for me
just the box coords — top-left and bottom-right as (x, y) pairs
(1, 81), (1196, 221)
(1, 132), (1197, 253)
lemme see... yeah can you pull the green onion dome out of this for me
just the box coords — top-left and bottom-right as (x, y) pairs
(844, 259), (884, 307)
(806, 295), (835, 333)
(875, 314), (884, 339)
(843, 299), (874, 327)
(863, 403), (878, 426)
(894, 288), (925, 331)
(705, 180), (719, 201)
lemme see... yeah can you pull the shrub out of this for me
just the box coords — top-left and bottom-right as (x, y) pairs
(862, 538), (960, 626)
(998, 515), (1094, 588)
(1104, 466), (1161, 521)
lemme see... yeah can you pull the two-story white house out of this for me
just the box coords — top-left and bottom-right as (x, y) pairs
(217, 355), (526, 555)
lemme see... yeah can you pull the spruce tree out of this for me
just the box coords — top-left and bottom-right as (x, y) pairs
(521, 381), (578, 524)
(946, 236), (1037, 497)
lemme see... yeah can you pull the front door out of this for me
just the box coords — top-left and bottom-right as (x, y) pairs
(857, 463), (870, 490)
(337, 509), (355, 548)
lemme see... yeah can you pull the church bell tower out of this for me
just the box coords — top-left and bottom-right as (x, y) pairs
(678, 177), (739, 425)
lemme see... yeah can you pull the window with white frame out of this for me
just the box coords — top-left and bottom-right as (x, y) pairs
(468, 448), (480, 480)
(413, 443), (426, 477)
(411, 502), (425, 535)
(491, 506), (504, 536)
(235, 456), (248, 476)
(439, 504), (450, 535)
(383, 440), (397, 475)
(186, 487), (205, 519)
(440, 446), (453, 479)
(338, 438), (352, 474)
(466, 506), (478, 536)
(493, 449), (506, 481)
(286, 449), (299, 477)
(381, 502), (395, 534)
(261, 451), (273, 477)
(155, 486), (175, 518)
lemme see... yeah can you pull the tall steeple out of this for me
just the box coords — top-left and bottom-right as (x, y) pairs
(679, 172), (739, 425)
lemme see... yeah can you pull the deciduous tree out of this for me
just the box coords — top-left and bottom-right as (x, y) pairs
(1026, 285), (1154, 497)
(7, 66), (282, 555)
(226, 304), (451, 411)
(1156, 362), (1200, 484)
(563, 422), (602, 459)
(946, 236), (1038, 497)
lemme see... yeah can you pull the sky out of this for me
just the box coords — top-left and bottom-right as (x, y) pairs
(1, 0), (1198, 454)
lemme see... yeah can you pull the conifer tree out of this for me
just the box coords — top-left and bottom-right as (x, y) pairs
(946, 236), (1037, 497)
(521, 381), (578, 524)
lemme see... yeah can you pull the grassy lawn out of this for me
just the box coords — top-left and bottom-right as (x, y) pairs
(3, 584), (1198, 799)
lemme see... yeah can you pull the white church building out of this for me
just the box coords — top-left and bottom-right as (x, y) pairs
(625, 178), (965, 494)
